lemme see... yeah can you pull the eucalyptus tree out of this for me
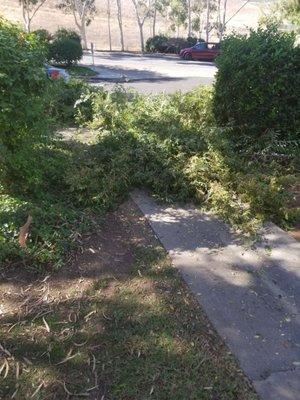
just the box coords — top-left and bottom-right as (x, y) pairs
(192, 0), (206, 38)
(131, 0), (154, 51)
(19, 0), (48, 32)
(116, 0), (125, 50)
(107, 0), (112, 50)
(216, 0), (228, 39)
(152, 0), (169, 36)
(168, 0), (188, 36)
(57, 0), (97, 49)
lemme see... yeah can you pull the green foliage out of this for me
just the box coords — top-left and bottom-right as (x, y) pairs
(46, 78), (90, 125)
(53, 27), (81, 43)
(48, 36), (83, 66)
(0, 17), (49, 192)
(33, 28), (52, 43)
(77, 86), (296, 231)
(146, 35), (199, 53)
(214, 25), (300, 143)
(0, 20), (298, 271)
(146, 34), (169, 52)
(280, 0), (300, 27)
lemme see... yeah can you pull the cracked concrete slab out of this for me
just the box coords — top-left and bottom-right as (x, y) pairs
(131, 190), (300, 400)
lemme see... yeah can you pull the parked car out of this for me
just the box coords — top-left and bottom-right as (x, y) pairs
(179, 42), (220, 61)
(45, 64), (70, 81)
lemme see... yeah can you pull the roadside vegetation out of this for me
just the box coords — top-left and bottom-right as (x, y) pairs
(145, 35), (200, 53)
(0, 17), (299, 397)
(0, 18), (299, 271)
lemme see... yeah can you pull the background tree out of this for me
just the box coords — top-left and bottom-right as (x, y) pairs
(19, 0), (48, 32)
(192, 0), (206, 38)
(151, 0), (169, 36)
(203, 0), (218, 41)
(116, 0), (125, 50)
(131, 0), (153, 52)
(107, 0), (112, 50)
(278, 0), (300, 29)
(57, 0), (96, 49)
(168, 0), (188, 36)
(216, 0), (228, 39)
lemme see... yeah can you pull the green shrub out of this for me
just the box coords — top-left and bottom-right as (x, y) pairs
(46, 78), (90, 125)
(0, 78), (297, 271)
(0, 17), (50, 192)
(146, 35), (169, 52)
(33, 28), (52, 43)
(83, 86), (297, 230)
(49, 37), (83, 66)
(145, 35), (200, 53)
(53, 28), (81, 43)
(213, 25), (300, 143)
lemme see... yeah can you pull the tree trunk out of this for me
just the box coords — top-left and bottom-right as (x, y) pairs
(138, 22), (145, 52)
(188, 0), (192, 37)
(152, 7), (157, 36)
(217, 0), (221, 37)
(25, 17), (31, 33)
(116, 0), (125, 51)
(107, 0), (112, 51)
(80, 19), (88, 50)
(21, 3), (31, 32)
(220, 0), (228, 39)
(206, 0), (210, 42)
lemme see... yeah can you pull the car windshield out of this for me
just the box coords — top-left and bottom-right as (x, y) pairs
(194, 42), (207, 49)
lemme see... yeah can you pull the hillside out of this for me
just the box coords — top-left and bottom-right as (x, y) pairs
(0, 0), (266, 50)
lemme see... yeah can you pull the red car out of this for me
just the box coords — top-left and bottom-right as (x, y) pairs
(179, 42), (220, 61)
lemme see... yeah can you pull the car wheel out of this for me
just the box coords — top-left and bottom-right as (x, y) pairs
(185, 53), (193, 61)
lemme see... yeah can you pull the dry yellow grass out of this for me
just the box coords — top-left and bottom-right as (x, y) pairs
(0, 0), (264, 51)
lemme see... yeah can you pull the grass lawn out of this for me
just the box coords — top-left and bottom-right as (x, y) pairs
(0, 200), (257, 400)
(65, 65), (97, 78)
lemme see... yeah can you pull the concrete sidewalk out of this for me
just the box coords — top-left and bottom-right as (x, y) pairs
(131, 190), (300, 400)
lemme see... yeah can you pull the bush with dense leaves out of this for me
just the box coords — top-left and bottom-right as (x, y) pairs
(33, 28), (52, 43)
(49, 37), (83, 66)
(76, 86), (297, 231)
(213, 25), (300, 143)
(46, 78), (91, 125)
(146, 35), (199, 53)
(145, 35), (169, 52)
(0, 17), (49, 192)
(53, 28), (81, 44)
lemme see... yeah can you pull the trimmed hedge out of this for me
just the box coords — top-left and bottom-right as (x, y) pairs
(213, 25), (300, 142)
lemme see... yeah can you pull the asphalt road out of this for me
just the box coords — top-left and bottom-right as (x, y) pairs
(81, 51), (216, 94)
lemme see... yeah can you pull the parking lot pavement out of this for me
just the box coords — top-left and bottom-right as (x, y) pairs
(81, 51), (216, 93)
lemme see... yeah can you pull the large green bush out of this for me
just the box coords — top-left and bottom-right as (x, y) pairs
(0, 17), (49, 191)
(53, 28), (81, 43)
(48, 37), (83, 66)
(146, 35), (169, 52)
(146, 35), (199, 53)
(46, 78), (90, 125)
(213, 26), (300, 142)
(33, 28), (52, 43)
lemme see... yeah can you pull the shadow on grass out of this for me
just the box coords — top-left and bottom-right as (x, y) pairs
(0, 244), (257, 400)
